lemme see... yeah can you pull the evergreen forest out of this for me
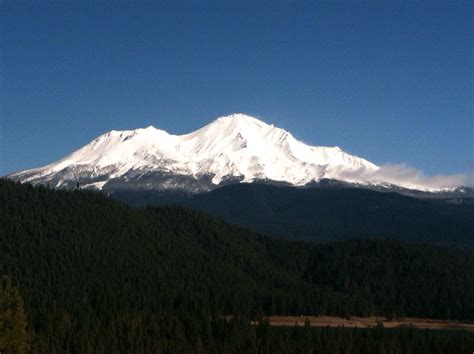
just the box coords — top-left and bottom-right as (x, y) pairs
(1, 180), (473, 353)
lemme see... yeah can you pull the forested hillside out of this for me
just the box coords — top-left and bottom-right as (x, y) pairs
(112, 183), (474, 247)
(1, 180), (474, 353)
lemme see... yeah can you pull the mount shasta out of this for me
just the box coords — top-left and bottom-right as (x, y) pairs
(8, 114), (468, 193)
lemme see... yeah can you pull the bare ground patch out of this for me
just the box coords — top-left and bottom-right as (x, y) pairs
(264, 316), (474, 332)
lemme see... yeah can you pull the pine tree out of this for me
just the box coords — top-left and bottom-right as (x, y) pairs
(0, 275), (31, 354)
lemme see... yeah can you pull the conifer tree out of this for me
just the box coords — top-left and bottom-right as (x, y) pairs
(0, 275), (31, 354)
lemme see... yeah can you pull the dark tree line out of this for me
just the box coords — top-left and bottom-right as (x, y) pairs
(1, 179), (473, 353)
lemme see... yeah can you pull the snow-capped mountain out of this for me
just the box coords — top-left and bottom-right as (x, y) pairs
(7, 114), (454, 192)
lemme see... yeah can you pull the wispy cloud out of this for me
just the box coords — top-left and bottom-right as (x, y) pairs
(333, 162), (472, 191)
(368, 164), (473, 190)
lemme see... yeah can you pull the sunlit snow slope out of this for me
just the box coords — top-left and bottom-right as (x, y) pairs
(9, 114), (445, 192)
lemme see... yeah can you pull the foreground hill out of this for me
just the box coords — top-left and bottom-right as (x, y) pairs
(113, 183), (474, 247)
(1, 180), (474, 352)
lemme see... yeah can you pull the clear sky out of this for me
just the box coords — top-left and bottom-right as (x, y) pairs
(1, 1), (472, 177)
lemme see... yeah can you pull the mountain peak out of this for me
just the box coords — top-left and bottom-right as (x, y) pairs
(217, 113), (265, 122)
(17, 112), (463, 192)
(213, 113), (271, 129)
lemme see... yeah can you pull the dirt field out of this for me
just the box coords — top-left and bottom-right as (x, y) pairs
(264, 316), (474, 332)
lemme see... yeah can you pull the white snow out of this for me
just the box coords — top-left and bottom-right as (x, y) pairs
(9, 113), (459, 191)
(81, 181), (109, 190)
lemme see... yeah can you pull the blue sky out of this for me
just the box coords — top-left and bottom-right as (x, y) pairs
(1, 1), (472, 177)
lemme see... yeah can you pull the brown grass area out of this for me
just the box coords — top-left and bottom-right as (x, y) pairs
(263, 316), (474, 332)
